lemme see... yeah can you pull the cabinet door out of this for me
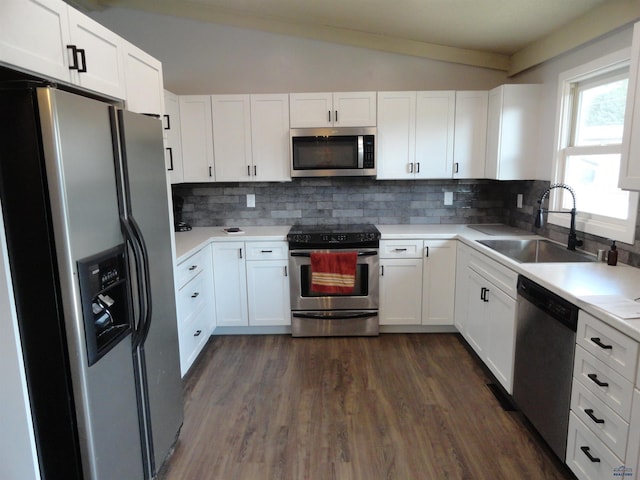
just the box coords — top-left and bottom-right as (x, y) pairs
(620, 22), (640, 190)
(250, 94), (291, 182)
(0, 0), (72, 82)
(422, 240), (456, 325)
(163, 91), (184, 184)
(179, 95), (215, 182)
(483, 283), (516, 393)
(289, 92), (333, 128)
(453, 243), (472, 334)
(379, 258), (423, 325)
(415, 91), (455, 179)
(333, 91), (377, 127)
(376, 91), (416, 180)
(464, 269), (488, 357)
(246, 260), (290, 326)
(212, 95), (253, 182)
(211, 242), (248, 327)
(123, 43), (164, 116)
(453, 91), (487, 179)
(67, 7), (126, 99)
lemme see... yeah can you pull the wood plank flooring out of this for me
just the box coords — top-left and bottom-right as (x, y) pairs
(159, 334), (575, 480)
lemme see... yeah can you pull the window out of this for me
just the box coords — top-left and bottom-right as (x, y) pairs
(551, 48), (638, 244)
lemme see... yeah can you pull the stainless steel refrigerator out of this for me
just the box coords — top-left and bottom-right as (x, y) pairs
(0, 84), (183, 479)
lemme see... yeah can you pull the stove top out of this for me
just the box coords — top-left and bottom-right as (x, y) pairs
(287, 224), (380, 248)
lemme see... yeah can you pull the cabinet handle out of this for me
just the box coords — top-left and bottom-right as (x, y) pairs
(335, 110), (338, 123)
(239, 248), (243, 259)
(166, 147), (173, 171)
(188, 265), (198, 271)
(454, 162), (459, 174)
(425, 246), (429, 258)
(261, 250), (273, 253)
(480, 287), (489, 302)
(284, 266), (288, 277)
(328, 110), (331, 122)
(409, 162), (414, 173)
(254, 165), (257, 176)
(194, 329), (202, 337)
(580, 446), (601, 463)
(416, 162), (420, 173)
(381, 265), (384, 276)
(163, 114), (171, 130)
(393, 248), (407, 252)
(191, 292), (200, 298)
(584, 408), (605, 424)
(247, 165), (251, 176)
(590, 337), (613, 350)
(587, 373), (609, 388)
(67, 45), (88, 73)
(209, 166), (212, 177)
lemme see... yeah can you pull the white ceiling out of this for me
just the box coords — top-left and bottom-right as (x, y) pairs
(75, 0), (640, 73)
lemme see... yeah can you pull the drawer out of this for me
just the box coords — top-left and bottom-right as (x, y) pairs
(176, 246), (211, 289)
(571, 378), (629, 459)
(566, 412), (622, 480)
(578, 310), (638, 383)
(574, 345), (634, 420)
(380, 240), (423, 258)
(177, 272), (209, 326)
(245, 241), (288, 260)
(468, 250), (518, 299)
(178, 307), (210, 376)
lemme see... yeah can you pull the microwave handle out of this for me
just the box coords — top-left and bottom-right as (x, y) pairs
(357, 135), (364, 169)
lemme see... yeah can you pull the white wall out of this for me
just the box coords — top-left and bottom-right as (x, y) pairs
(513, 25), (634, 180)
(89, 8), (508, 94)
(0, 206), (40, 480)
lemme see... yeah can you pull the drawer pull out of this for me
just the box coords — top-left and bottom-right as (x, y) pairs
(590, 337), (613, 350)
(194, 329), (202, 337)
(580, 446), (601, 463)
(584, 408), (605, 424)
(188, 265), (198, 271)
(587, 373), (609, 388)
(191, 292), (200, 298)
(393, 248), (408, 252)
(261, 250), (273, 253)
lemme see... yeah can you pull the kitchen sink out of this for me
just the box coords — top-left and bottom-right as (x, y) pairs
(476, 239), (595, 263)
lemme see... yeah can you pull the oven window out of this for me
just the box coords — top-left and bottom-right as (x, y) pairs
(300, 264), (369, 297)
(292, 136), (358, 170)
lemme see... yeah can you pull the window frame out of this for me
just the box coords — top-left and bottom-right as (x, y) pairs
(549, 47), (638, 244)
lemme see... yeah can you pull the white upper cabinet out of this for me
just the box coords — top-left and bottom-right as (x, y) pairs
(484, 84), (542, 180)
(211, 95), (253, 182)
(250, 94), (291, 182)
(453, 91), (488, 179)
(0, 0), (72, 82)
(66, 6), (126, 100)
(163, 90), (183, 184)
(123, 42), (164, 116)
(179, 95), (215, 182)
(289, 91), (376, 127)
(377, 91), (455, 180)
(376, 91), (417, 179)
(620, 21), (640, 190)
(415, 91), (455, 179)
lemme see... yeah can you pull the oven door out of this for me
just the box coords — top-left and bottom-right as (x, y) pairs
(289, 247), (379, 311)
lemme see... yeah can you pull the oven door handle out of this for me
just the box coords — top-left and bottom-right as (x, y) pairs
(290, 251), (378, 257)
(292, 311), (378, 320)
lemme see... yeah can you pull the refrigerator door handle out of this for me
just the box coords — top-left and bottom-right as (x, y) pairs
(128, 215), (154, 345)
(120, 215), (149, 349)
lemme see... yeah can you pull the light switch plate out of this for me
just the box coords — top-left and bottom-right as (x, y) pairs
(247, 194), (255, 208)
(444, 191), (453, 206)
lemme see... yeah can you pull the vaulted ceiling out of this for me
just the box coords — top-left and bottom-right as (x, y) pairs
(69, 0), (640, 75)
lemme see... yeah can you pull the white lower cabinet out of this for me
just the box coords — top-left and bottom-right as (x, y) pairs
(566, 310), (639, 480)
(212, 241), (290, 327)
(379, 240), (423, 325)
(422, 240), (456, 325)
(176, 245), (215, 376)
(456, 246), (517, 393)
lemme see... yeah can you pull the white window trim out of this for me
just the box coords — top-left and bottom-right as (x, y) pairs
(549, 47), (638, 244)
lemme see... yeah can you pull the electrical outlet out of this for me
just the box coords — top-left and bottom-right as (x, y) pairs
(247, 194), (255, 208)
(517, 193), (523, 209)
(444, 191), (453, 206)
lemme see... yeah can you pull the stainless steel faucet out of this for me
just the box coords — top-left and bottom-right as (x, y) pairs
(535, 183), (583, 251)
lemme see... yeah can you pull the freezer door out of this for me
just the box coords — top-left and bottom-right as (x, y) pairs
(37, 88), (144, 480)
(117, 109), (184, 475)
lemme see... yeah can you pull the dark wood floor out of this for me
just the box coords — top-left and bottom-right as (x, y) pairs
(159, 333), (575, 480)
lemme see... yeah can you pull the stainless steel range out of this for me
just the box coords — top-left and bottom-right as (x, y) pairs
(287, 224), (380, 337)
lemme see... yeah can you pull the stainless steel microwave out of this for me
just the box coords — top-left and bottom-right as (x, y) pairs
(290, 127), (376, 177)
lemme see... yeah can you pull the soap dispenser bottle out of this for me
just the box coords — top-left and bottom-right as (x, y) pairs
(607, 240), (618, 266)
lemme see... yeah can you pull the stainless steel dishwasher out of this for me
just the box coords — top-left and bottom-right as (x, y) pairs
(513, 275), (578, 461)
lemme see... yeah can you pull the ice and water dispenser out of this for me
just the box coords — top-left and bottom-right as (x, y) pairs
(77, 245), (132, 366)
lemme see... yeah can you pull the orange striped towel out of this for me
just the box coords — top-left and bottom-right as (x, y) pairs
(310, 252), (357, 294)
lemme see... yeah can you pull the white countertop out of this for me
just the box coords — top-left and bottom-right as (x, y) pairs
(175, 223), (640, 342)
